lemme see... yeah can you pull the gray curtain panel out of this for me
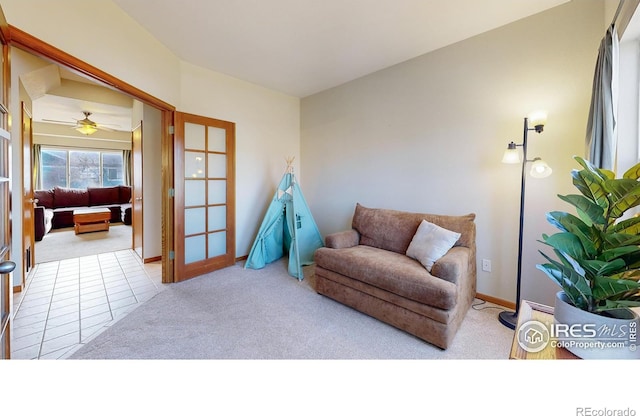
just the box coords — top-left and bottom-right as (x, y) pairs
(585, 24), (619, 170)
(32, 144), (41, 189)
(122, 149), (132, 186)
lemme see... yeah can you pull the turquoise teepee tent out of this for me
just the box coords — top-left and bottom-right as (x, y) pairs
(244, 159), (324, 280)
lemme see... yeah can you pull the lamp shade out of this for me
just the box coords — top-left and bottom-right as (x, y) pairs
(530, 157), (552, 178)
(529, 111), (547, 133)
(501, 142), (521, 164)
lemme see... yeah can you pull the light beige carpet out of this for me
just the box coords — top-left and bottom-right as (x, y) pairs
(35, 224), (132, 264)
(70, 259), (514, 359)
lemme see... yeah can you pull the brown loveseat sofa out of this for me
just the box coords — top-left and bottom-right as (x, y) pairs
(314, 204), (476, 349)
(34, 185), (132, 241)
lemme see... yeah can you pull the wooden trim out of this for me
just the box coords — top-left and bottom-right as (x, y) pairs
(8, 25), (173, 112)
(143, 255), (162, 264)
(162, 112), (174, 283)
(475, 292), (515, 310)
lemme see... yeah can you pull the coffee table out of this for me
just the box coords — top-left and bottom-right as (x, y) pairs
(73, 208), (111, 235)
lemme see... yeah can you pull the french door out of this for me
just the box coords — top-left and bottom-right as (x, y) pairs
(174, 112), (235, 281)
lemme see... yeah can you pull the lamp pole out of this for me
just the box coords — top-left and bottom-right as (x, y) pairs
(499, 117), (530, 330)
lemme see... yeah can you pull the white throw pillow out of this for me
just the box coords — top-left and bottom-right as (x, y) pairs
(406, 220), (461, 272)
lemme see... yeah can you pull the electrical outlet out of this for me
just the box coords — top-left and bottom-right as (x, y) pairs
(482, 259), (491, 272)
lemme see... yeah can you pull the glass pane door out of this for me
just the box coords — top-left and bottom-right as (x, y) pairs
(175, 113), (235, 281)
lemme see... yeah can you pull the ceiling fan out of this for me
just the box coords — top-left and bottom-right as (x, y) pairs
(43, 111), (116, 135)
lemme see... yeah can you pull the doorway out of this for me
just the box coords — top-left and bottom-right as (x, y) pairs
(8, 26), (176, 284)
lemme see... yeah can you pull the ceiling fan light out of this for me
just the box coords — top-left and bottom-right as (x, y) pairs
(75, 124), (98, 135)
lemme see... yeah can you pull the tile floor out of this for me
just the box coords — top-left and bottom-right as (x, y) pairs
(10, 249), (165, 359)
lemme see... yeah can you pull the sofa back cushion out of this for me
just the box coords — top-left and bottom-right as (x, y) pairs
(88, 186), (120, 206)
(351, 203), (475, 254)
(53, 186), (90, 208)
(34, 189), (55, 209)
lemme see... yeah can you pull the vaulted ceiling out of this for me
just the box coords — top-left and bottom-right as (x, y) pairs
(26, 0), (571, 133)
(112, 0), (570, 98)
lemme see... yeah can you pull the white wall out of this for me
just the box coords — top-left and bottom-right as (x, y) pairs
(2, 0), (301, 274)
(1, 0), (181, 108)
(301, 1), (604, 306)
(617, 5), (640, 178)
(178, 62), (300, 256)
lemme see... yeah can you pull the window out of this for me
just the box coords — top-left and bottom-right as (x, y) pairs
(41, 147), (125, 189)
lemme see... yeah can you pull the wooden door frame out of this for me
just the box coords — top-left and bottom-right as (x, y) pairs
(6, 26), (176, 283)
(21, 102), (34, 286)
(0, 5), (13, 358)
(132, 122), (144, 259)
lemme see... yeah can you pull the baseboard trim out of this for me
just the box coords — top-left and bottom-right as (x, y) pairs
(235, 255), (248, 262)
(143, 256), (162, 264)
(475, 292), (515, 310)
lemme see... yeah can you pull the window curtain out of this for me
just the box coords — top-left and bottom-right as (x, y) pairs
(32, 144), (42, 190)
(123, 149), (132, 186)
(585, 23), (619, 170)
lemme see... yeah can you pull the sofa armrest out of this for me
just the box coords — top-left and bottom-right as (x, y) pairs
(430, 246), (469, 284)
(34, 206), (45, 241)
(325, 229), (360, 249)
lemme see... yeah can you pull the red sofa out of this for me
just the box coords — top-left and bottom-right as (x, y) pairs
(34, 185), (132, 241)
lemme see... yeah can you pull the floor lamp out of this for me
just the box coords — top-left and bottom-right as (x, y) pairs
(498, 112), (552, 329)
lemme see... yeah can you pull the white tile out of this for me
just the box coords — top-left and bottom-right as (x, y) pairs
(11, 249), (162, 360)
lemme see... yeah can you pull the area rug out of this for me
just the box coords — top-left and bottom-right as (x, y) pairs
(69, 259), (514, 359)
(35, 224), (132, 264)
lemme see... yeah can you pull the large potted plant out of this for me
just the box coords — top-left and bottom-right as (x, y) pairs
(537, 156), (640, 359)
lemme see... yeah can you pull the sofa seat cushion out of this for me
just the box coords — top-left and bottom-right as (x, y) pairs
(51, 206), (87, 228)
(314, 245), (457, 310)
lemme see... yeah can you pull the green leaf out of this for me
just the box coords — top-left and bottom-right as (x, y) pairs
(623, 161), (640, 180)
(592, 275), (640, 301)
(574, 156), (610, 180)
(599, 245), (640, 262)
(545, 212), (597, 256)
(579, 258), (626, 277)
(573, 169), (610, 210)
(603, 233), (640, 249)
(558, 194), (606, 225)
(595, 299), (640, 312)
(546, 211), (589, 234)
(609, 216), (640, 234)
(605, 179), (640, 219)
(540, 232), (586, 260)
(538, 251), (592, 309)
